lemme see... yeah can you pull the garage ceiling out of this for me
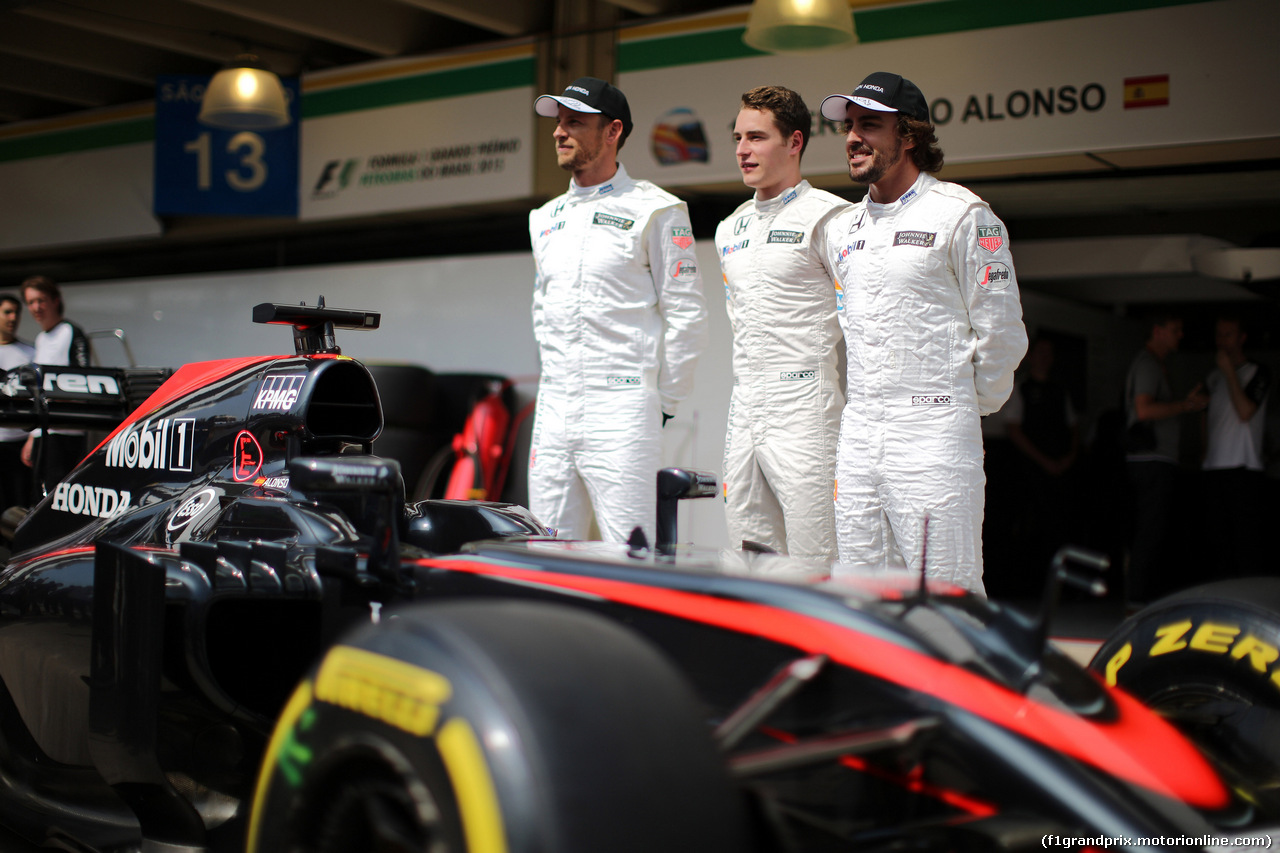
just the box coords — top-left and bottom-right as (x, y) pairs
(0, 0), (742, 127)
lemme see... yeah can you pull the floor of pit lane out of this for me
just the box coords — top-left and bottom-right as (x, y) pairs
(1035, 595), (1126, 666)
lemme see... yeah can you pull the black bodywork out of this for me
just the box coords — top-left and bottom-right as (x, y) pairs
(0, 304), (1268, 852)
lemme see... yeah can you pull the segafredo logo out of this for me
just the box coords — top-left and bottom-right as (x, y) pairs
(167, 488), (218, 532)
(670, 258), (698, 281)
(253, 375), (304, 411)
(105, 418), (195, 472)
(50, 482), (131, 519)
(977, 262), (1013, 291)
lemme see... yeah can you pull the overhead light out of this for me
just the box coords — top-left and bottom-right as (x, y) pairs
(198, 54), (291, 130)
(743, 0), (856, 53)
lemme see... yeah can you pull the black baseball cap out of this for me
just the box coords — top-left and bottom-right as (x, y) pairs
(820, 72), (929, 123)
(535, 77), (633, 139)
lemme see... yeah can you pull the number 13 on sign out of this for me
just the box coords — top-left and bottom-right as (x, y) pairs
(154, 73), (299, 217)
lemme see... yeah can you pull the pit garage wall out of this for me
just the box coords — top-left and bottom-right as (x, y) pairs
(62, 245), (737, 548)
(0, 44), (538, 252)
(619, 0), (1280, 185)
(62, 243), (1130, 551)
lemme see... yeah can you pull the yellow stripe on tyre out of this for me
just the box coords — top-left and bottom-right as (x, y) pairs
(439, 716), (509, 853)
(246, 680), (315, 853)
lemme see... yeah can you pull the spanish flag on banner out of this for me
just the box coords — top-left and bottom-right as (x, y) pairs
(1124, 75), (1170, 109)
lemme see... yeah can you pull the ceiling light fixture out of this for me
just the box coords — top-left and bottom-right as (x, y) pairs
(198, 54), (291, 130)
(743, 0), (856, 53)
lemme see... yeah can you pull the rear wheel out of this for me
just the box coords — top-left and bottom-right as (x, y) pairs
(248, 600), (749, 853)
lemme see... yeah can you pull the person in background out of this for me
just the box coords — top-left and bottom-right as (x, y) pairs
(0, 294), (35, 507)
(528, 78), (708, 543)
(716, 85), (848, 560)
(1004, 336), (1079, 592)
(821, 72), (1027, 594)
(1124, 313), (1207, 606)
(1201, 314), (1269, 578)
(20, 275), (91, 494)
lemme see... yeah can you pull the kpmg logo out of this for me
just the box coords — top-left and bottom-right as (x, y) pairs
(253, 375), (305, 411)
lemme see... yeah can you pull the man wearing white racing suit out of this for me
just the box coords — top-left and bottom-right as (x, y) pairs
(716, 86), (847, 560)
(529, 77), (708, 543)
(821, 73), (1026, 593)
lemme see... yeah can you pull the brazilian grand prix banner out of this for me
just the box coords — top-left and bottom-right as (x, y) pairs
(298, 45), (535, 221)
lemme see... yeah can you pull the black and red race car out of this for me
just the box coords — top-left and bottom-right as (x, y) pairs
(0, 302), (1276, 853)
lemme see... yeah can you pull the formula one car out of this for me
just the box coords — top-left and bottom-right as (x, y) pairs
(0, 301), (1276, 853)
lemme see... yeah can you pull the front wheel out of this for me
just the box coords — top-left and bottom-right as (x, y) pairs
(1090, 578), (1280, 817)
(248, 599), (749, 853)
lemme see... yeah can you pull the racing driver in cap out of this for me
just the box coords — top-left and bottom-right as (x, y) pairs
(528, 77), (708, 544)
(821, 72), (1026, 593)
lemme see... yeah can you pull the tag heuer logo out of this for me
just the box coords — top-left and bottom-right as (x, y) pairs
(671, 226), (693, 249)
(977, 225), (1004, 253)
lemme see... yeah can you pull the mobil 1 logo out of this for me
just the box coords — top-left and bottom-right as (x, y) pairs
(105, 417), (196, 472)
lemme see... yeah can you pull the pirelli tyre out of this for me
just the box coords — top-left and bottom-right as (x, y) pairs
(1089, 578), (1280, 814)
(246, 600), (749, 853)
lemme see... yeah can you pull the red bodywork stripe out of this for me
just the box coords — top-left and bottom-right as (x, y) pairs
(419, 557), (1229, 810)
(87, 356), (282, 459)
(9, 544), (170, 569)
(759, 725), (999, 817)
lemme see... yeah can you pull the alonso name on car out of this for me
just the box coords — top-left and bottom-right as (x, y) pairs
(104, 417), (195, 472)
(252, 374), (304, 411)
(49, 482), (131, 518)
